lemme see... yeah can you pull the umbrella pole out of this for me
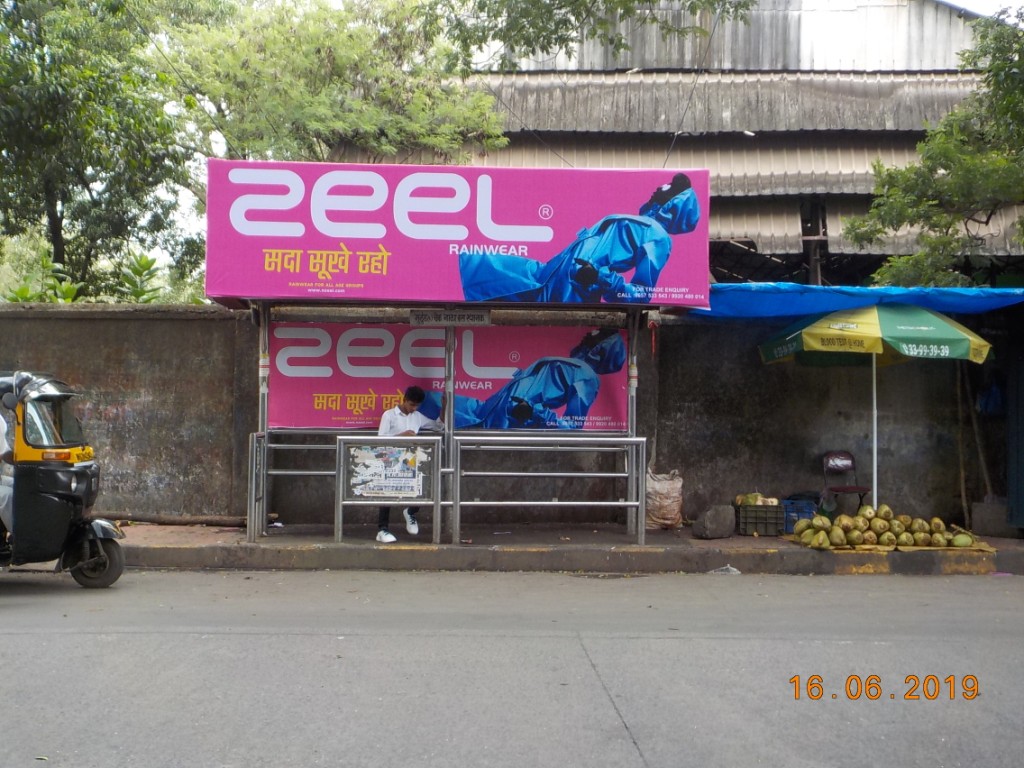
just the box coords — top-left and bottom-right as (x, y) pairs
(872, 353), (878, 505)
(957, 361), (969, 523)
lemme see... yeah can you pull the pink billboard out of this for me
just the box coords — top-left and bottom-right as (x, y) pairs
(206, 160), (709, 308)
(269, 323), (628, 431)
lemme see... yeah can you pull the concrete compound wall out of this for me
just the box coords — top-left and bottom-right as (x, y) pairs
(0, 304), (1008, 526)
(651, 315), (1003, 523)
(0, 304), (258, 520)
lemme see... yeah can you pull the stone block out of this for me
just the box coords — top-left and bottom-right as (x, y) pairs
(693, 504), (735, 539)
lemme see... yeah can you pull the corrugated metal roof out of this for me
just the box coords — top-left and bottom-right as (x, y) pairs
(507, 0), (979, 73)
(704, 197), (1022, 261)
(474, 133), (923, 196)
(705, 198), (1022, 258)
(478, 71), (978, 134)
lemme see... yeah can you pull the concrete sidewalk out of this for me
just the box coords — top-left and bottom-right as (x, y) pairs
(118, 520), (1024, 575)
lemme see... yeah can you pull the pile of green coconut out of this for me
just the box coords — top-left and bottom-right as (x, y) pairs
(793, 504), (978, 550)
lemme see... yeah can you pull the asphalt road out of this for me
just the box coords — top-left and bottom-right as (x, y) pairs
(0, 568), (1021, 768)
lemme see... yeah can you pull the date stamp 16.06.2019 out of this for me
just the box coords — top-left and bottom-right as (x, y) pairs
(789, 675), (979, 701)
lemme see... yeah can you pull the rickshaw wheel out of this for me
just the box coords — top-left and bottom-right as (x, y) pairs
(71, 539), (125, 589)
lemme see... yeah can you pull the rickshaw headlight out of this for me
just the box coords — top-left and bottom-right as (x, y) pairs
(40, 469), (79, 495)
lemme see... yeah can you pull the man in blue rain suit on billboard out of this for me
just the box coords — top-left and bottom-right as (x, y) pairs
(421, 328), (626, 430)
(459, 173), (700, 304)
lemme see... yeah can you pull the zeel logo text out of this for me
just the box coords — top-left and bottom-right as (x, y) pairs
(274, 326), (516, 381)
(226, 167), (555, 243)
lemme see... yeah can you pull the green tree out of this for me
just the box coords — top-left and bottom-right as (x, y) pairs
(0, 0), (190, 294)
(0, 230), (47, 295)
(844, 8), (1024, 287)
(163, 0), (510, 165)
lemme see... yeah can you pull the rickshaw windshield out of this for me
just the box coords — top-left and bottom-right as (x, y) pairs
(23, 398), (85, 448)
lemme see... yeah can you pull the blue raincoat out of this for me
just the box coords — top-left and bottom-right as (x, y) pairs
(568, 328), (627, 375)
(459, 186), (700, 304)
(421, 330), (626, 429)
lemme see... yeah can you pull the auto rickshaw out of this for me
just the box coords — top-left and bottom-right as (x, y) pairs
(0, 371), (125, 588)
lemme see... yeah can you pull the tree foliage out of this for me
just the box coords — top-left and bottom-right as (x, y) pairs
(162, 0), (510, 165)
(844, 8), (1024, 287)
(0, 0), (190, 293)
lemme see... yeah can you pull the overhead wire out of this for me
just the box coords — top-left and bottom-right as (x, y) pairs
(477, 44), (577, 168)
(662, 8), (724, 167)
(483, 73), (577, 168)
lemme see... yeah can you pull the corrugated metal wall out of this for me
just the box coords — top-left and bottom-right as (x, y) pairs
(508, 0), (979, 73)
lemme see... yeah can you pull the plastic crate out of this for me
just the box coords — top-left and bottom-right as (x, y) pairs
(783, 499), (818, 533)
(734, 504), (785, 536)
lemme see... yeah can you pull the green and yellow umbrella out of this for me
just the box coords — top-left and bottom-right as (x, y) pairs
(758, 303), (992, 503)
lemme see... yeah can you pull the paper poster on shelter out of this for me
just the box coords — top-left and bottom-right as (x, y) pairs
(347, 445), (428, 499)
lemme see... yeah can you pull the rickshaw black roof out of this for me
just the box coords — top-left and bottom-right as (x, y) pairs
(0, 371), (78, 400)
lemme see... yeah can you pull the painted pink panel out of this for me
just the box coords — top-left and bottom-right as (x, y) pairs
(206, 160), (709, 308)
(268, 323), (628, 431)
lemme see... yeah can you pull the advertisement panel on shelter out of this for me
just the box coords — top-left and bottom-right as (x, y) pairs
(269, 323), (628, 431)
(206, 160), (710, 308)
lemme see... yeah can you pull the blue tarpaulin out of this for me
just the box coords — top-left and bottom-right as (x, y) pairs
(692, 282), (1024, 319)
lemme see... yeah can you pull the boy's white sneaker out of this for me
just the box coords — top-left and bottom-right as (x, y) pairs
(376, 530), (397, 543)
(402, 508), (419, 535)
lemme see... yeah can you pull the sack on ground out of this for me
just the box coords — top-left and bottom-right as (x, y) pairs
(645, 468), (683, 529)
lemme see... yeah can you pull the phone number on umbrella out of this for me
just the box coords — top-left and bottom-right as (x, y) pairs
(899, 343), (951, 357)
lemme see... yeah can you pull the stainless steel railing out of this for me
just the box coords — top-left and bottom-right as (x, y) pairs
(248, 430), (647, 545)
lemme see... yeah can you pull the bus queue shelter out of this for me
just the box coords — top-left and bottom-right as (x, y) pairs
(205, 161), (712, 545)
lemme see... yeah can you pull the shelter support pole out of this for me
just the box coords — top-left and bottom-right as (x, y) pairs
(254, 302), (271, 540)
(246, 431), (266, 543)
(627, 310), (641, 439)
(627, 310), (642, 537)
(443, 325), (456, 543)
(257, 301), (270, 433)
